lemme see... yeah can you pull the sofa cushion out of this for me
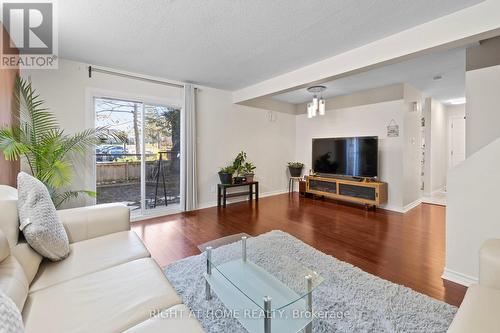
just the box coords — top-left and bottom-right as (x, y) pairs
(30, 230), (150, 292)
(58, 203), (130, 243)
(22, 258), (182, 333)
(0, 229), (29, 312)
(0, 256), (29, 311)
(0, 185), (20, 248)
(447, 284), (500, 333)
(0, 229), (10, 262)
(0, 187), (42, 285)
(0, 289), (25, 333)
(11, 242), (42, 285)
(17, 172), (69, 261)
(124, 304), (205, 333)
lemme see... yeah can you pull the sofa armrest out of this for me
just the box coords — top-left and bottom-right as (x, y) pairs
(479, 239), (500, 290)
(58, 203), (130, 243)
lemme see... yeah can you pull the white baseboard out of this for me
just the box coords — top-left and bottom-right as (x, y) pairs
(197, 189), (288, 210)
(130, 206), (182, 222)
(442, 268), (478, 287)
(382, 198), (422, 213)
(379, 204), (404, 213)
(402, 198), (423, 213)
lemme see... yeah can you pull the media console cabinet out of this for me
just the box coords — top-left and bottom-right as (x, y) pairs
(306, 175), (387, 209)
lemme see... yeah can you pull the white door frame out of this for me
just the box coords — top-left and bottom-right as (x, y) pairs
(448, 115), (466, 169)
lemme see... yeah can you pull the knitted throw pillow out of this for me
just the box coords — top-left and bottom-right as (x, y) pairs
(17, 172), (69, 261)
(0, 289), (24, 333)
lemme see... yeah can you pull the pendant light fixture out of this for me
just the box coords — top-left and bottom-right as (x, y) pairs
(306, 86), (326, 118)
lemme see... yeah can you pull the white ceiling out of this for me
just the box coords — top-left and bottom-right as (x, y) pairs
(58, 0), (483, 90)
(271, 47), (467, 104)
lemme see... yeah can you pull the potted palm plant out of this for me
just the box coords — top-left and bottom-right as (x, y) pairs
(218, 166), (235, 185)
(0, 76), (113, 208)
(288, 162), (304, 177)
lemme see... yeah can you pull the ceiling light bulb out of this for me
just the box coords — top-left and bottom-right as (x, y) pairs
(312, 96), (318, 111)
(307, 103), (313, 118)
(319, 98), (326, 115)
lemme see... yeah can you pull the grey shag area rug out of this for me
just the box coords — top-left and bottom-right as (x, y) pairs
(164, 230), (456, 332)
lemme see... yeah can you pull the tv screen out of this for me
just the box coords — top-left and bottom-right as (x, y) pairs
(312, 136), (378, 178)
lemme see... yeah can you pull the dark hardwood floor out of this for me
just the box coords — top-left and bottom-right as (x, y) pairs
(132, 193), (467, 307)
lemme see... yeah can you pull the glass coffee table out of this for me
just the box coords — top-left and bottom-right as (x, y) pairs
(203, 236), (323, 333)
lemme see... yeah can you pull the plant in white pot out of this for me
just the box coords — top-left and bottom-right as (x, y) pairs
(242, 162), (256, 182)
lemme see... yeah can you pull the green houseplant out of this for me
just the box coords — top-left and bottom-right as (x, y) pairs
(0, 76), (111, 208)
(218, 151), (257, 185)
(288, 162), (304, 177)
(232, 151), (247, 184)
(218, 166), (235, 185)
(242, 162), (256, 182)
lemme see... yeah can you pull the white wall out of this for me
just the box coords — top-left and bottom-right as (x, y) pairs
(445, 137), (500, 285)
(196, 88), (295, 207)
(21, 59), (295, 208)
(444, 64), (500, 285)
(295, 100), (405, 211)
(466, 64), (500, 156)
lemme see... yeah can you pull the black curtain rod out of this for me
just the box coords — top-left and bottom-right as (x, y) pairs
(88, 66), (185, 89)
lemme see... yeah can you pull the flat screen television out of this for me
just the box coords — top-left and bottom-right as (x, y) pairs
(312, 136), (378, 178)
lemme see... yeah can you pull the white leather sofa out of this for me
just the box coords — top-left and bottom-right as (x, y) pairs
(447, 239), (500, 332)
(0, 185), (205, 333)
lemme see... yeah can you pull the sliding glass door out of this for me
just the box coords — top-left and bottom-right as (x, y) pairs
(143, 104), (181, 211)
(94, 97), (181, 217)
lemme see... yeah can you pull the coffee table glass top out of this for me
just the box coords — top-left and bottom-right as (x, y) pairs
(205, 246), (324, 311)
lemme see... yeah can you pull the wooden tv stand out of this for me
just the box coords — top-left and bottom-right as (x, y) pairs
(306, 175), (387, 209)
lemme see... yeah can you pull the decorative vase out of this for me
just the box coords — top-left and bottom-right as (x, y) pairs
(218, 172), (233, 185)
(288, 166), (303, 177)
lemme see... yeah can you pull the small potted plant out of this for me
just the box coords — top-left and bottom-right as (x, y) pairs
(218, 166), (235, 185)
(232, 151), (247, 184)
(242, 162), (256, 182)
(288, 162), (304, 177)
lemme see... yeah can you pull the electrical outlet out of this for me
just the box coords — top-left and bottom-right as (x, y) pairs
(210, 184), (216, 193)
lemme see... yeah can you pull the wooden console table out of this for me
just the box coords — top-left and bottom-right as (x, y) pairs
(306, 176), (387, 209)
(217, 182), (259, 207)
